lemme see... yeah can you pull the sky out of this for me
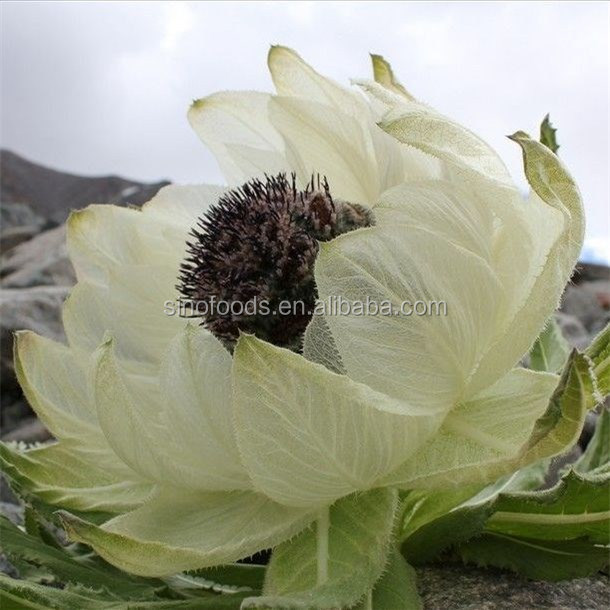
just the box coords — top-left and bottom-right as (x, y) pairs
(1, 1), (609, 262)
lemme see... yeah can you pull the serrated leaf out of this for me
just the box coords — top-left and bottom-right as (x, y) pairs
(0, 516), (163, 600)
(0, 574), (247, 609)
(241, 489), (398, 609)
(400, 467), (544, 564)
(529, 315), (570, 373)
(539, 114), (559, 154)
(353, 548), (422, 610)
(184, 565), (265, 593)
(457, 534), (607, 581)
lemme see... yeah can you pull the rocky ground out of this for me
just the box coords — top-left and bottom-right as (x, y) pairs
(1, 150), (609, 607)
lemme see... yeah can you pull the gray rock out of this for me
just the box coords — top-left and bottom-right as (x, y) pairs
(1, 417), (50, 443)
(555, 311), (591, 351)
(0, 202), (46, 232)
(0, 285), (69, 407)
(0, 501), (24, 526)
(0, 225), (42, 254)
(561, 281), (610, 336)
(1, 225), (74, 288)
(417, 564), (609, 609)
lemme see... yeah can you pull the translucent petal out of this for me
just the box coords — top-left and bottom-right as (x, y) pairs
(382, 367), (560, 489)
(314, 222), (504, 409)
(188, 91), (290, 184)
(268, 46), (369, 120)
(232, 335), (443, 508)
(158, 325), (250, 489)
(60, 488), (314, 576)
(0, 442), (151, 513)
(94, 337), (247, 490)
(466, 133), (585, 394)
(14, 331), (139, 479)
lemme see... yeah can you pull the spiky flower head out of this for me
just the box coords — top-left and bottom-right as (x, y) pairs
(178, 173), (373, 350)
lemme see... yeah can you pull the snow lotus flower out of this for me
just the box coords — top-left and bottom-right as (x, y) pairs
(2, 47), (588, 590)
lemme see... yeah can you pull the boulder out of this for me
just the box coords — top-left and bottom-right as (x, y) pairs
(0, 285), (69, 408)
(1, 225), (75, 288)
(561, 281), (610, 337)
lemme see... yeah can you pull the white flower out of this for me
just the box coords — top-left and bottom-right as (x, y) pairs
(2, 48), (587, 577)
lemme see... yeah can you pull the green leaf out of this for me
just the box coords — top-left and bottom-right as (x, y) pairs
(185, 565), (265, 593)
(575, 407), (610, 474)
(457, 534), (607, 582)
(0, 574), (247, 610)
(539, 114), (559, 154)
(0, 516), (163, 600)
(586, 322), (610, 398)
(241, 489), (398, 609)
(354, 548), (422, 610)
(400, 464), (546, 564)
(529, 316), (570, 373)
(485, 470), (610, 544)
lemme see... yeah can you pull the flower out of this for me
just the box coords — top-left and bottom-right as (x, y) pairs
(2, 48), (587, 580)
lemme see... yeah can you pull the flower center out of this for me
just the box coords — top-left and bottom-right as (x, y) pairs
(178, 173), (374, 350)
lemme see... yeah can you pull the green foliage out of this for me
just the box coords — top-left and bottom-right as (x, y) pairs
(529, 316), (570, 373)
(401, 325), (610, 581)
(540, 114), (560, 153)
(0, 506), (263, 608)
(241, 489), (398, 609)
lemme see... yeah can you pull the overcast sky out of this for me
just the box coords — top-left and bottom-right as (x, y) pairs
(2, 2), (608, 261)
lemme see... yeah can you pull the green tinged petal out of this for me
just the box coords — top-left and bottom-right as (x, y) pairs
(370, 54), (416, 101)
(382, 366), (563, 489)
(0, 443), (150, 514)
(232, 335), (442, 508)
(60, 489), (314, 576)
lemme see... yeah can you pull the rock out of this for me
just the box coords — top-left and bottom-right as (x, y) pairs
(1, 417), (51, 443)
(1, 225), (75, 288)
(417, 563), (609, 609)
(0, 398), (33, 436)
(0, 225), (42, 254)
(0, 501), (24, 527)
(554, 311), (591, 350)
(0, 285), (69, 407)
(561, 281), (610, 336)
(0, 202), (46, 232)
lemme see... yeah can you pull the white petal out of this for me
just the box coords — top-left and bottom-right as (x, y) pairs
(142, 183), (226, 236)
(315, 222), (504, 410)
(269, 96), (379, 204)
(382, 358), (587, 490)
(14, 331), (139, 479)
(63, 267), (185, 365)
(60, 488), (314, 576)
(188, 91), (290, 184)
(158, 325), (250, 489)
(67, 205), (173, 285)
(268, 45), (369, 119)
(0, 442), (151, 513)
(94, 337), (246, 491)
(232, 335), (442, 508)
(466, 133), (584, 394)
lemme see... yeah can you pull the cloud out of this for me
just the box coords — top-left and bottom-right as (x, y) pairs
(1, 1), (607, 246)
